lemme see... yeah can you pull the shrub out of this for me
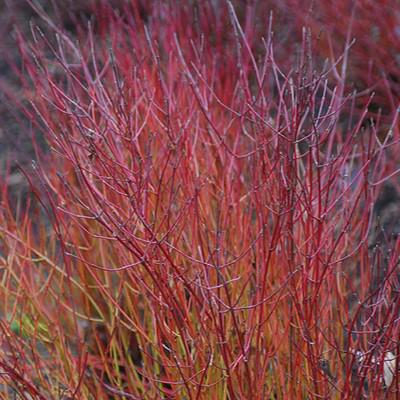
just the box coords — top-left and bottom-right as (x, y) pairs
(0, 1), (399, 399)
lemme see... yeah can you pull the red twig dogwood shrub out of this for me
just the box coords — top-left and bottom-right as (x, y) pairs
(0, 1), (399, 399)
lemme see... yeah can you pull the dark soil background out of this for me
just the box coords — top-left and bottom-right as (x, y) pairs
(0, 0), (37, 195)
(0, 0), (96, 199)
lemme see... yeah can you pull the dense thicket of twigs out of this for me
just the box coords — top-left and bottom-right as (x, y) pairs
(0, 1), (399, 399)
